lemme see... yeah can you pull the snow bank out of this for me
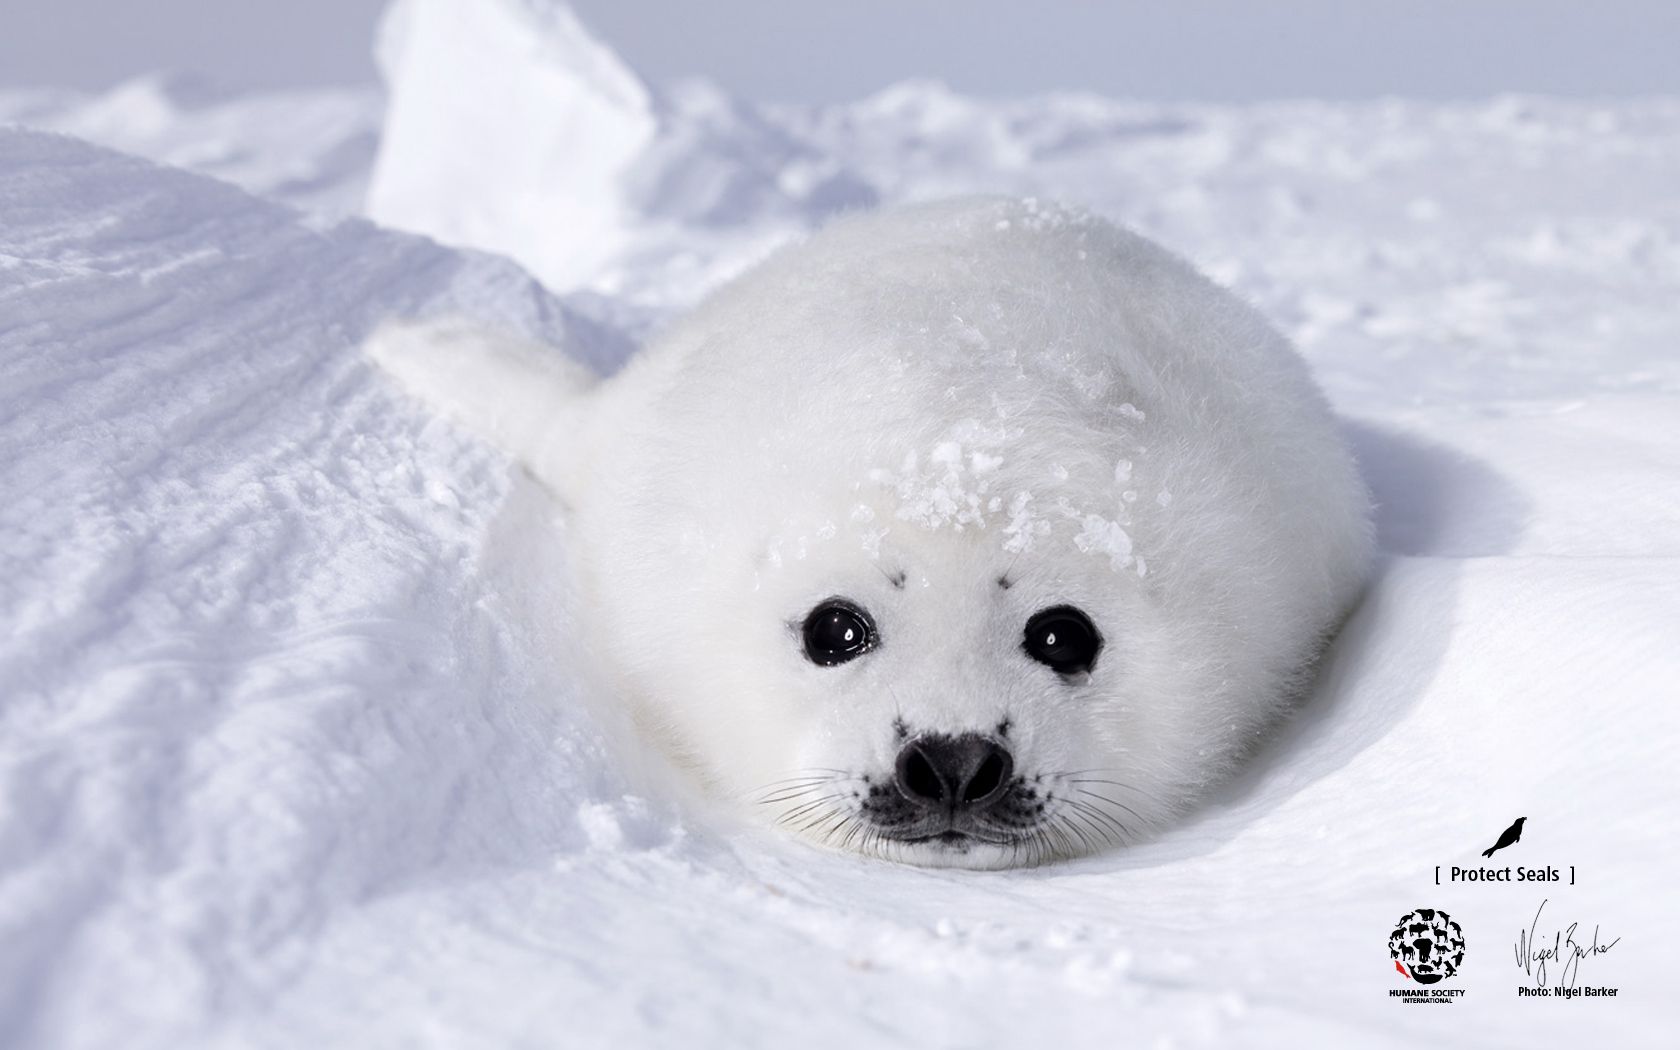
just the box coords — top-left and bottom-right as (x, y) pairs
(3, 2), (1678, 1046)
(368, 0), (656, 290)
(0, 128), (633, 1048)
(367, 0), (874, 305)
(363, 0), (1680, 402)
(0, 76), (382, 218)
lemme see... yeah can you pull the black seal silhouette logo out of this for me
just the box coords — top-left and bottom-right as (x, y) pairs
(1480, 816), (1526, 858)
(1389, 908), (1465, 985)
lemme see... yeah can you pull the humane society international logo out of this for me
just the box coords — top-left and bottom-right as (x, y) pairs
(1389, 908), (1466, 1004)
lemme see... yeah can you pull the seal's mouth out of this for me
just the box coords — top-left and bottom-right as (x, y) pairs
(863, 778), (1044, 851)
(890, 827), (1019, 849)
(908, 830), (974, 848)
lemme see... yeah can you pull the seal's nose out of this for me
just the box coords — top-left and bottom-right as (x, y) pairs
(895, 733), (1013, 810)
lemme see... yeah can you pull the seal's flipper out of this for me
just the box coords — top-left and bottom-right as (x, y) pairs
(365, 317), (598, 502)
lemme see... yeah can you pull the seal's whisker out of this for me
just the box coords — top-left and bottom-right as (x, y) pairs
(1074, 791), (1145, 825)
(751, 769), (852, 807)
(759, 769), (840, 786)
(797, 800), (855, 837)
(756, 783), (835, 805)
(1039, 819), (1072, 863)
(839, 816), (871, 852)
(1065, 798), (1126, 841)
(815, 808), (854, 844)
(762, 762), (1150, 866)
(777, 793), (844, 827)
(1064, 805), (1116, 850)
(1067, 796), (1136, 845)
(1063, 811), (1102, 854)
(1057, 772), (1165, 804)
(1068, 792), (1132, 832)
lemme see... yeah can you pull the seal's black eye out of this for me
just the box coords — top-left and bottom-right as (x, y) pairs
(802, 599), (876, 666)
(1022, 605), (1102, 676)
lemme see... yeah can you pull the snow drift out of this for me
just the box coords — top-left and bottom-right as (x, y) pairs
(368, 0), (874, 305)
(2, 1), (1677, 1047)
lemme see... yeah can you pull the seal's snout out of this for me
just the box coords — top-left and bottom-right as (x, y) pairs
(895, 734), (1013, 811)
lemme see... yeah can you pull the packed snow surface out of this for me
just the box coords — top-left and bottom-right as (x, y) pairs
(2, 2), (1677, 1046)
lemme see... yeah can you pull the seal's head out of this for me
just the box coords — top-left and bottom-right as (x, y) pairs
(370, 198), (1372, 868)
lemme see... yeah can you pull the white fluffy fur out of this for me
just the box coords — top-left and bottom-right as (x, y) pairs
(368, 198), (1373, 868)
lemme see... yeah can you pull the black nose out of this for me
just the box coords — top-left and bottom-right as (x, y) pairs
(895, 733), (1014, 810)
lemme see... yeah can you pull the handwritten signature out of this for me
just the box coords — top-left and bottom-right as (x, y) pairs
(1513, 898), (1621, 987)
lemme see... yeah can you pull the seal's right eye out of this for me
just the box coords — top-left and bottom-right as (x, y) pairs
(802, 599), (876, 666)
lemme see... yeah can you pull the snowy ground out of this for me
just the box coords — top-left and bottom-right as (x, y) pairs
(3, 2), (1677, 1047)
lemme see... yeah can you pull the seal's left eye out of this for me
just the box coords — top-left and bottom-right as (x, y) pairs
(802, 599), (876, 666)
(1023, 605), (1102, 676)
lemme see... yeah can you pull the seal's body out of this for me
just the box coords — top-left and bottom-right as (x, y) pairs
(370, 198), (1372, 868)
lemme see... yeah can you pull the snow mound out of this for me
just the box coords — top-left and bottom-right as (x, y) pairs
(0, 75), (382, 219)
(363, 2), (1680, 407)
(368, 0), (656, 289)
(0, 128), (634, 1048)
(367, 0), (875, 306)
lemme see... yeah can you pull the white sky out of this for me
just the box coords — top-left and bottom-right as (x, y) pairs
(2, 0), (1676, 101)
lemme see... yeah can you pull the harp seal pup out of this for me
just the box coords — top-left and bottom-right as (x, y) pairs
(368, 197), (1373, 869)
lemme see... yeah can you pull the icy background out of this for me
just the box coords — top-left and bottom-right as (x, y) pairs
(2, 1), (1677, 1047)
